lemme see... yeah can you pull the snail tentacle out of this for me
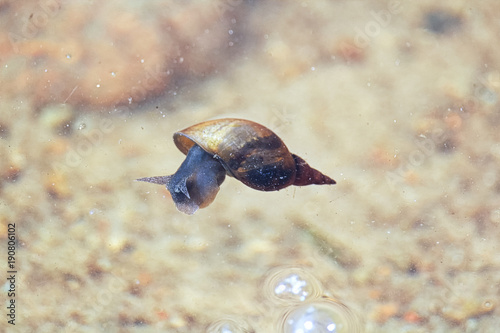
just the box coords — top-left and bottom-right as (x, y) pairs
(136, 175), (173, 186)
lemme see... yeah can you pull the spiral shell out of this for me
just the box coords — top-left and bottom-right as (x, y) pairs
(173, 118), (334, 191)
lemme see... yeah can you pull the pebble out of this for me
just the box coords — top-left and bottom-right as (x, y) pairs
(441, 299), (495, 323)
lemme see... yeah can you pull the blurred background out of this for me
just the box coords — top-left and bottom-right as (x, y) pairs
(1, 0), (499, 332)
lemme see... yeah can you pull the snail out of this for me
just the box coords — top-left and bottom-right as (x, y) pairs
(137, 118), (335, 214)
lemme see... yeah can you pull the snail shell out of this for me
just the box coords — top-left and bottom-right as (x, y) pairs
(137, 118), (335, 214)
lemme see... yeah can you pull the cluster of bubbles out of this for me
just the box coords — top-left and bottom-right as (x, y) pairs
(207, 266), (363, 332)
(265, 266), (362, 333)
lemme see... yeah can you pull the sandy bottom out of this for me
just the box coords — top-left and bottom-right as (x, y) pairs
(1, 0), (499, 332)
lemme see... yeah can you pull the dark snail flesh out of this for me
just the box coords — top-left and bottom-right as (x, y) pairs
(137, 118), (335, 215)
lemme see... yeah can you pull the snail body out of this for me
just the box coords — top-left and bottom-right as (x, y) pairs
(137, 118), (335, 214)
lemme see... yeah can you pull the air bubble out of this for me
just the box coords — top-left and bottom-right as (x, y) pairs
(482, 299), (494, 311)
(278, 298), (363, 333)
(262, 266), (323, 306)
(206, 316), (253, 333)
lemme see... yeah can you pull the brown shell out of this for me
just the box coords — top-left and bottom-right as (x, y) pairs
(173, 118), (336, 191)
(174, 118), (297, 191)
